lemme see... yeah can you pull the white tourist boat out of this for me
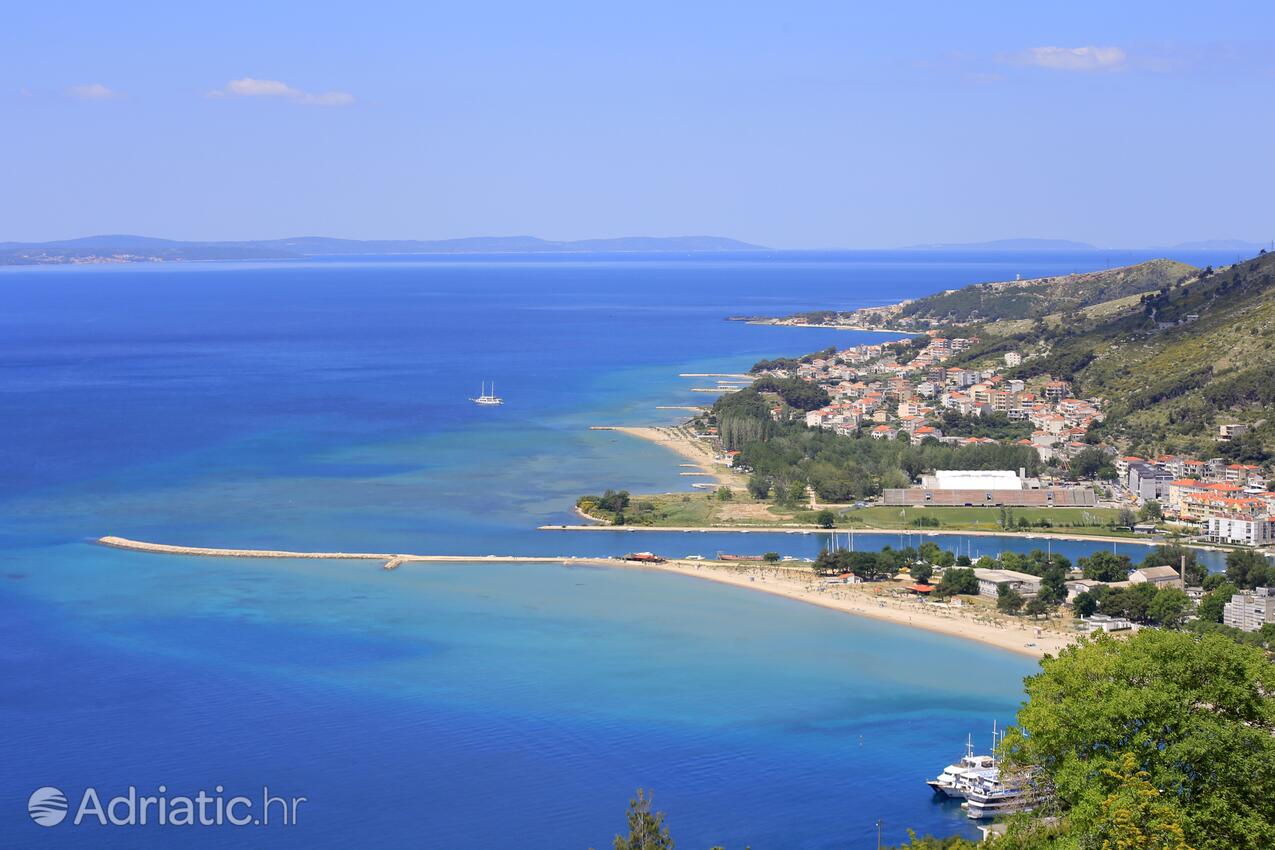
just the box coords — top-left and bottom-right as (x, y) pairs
(962, 770), (1030, 819)
(925, 734), (997, 798)
(926, 722), (1032, 818)
(470, 382), (504, 406)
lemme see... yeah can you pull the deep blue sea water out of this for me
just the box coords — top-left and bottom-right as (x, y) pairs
(0, 250), (1235, 848)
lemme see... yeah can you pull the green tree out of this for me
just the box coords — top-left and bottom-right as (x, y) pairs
(746, 475), (771, 500)
(715, 486), (733, 502)
(1146, 587), (1190, 628)
(1070, 446), (1116, 480)
(997, 582), (1025, 614)
(1038, 563), (1068, 605)
(1225, 549), (1273, 589)
(1002, 630), (1275, 850)
(1196, 581), (1238, 623)
(1080, 551), (1132, 582)
(815, 509), (836, 529)
(1073, 590), (1099, 618)
(609, 789), (674, 850)
(910, 562), (934, 584)
(937, 567), (978, 597)
(1023, 597), (1053, 619)
(1139, 500), (1163, 521)
(762, 552), (780, 563)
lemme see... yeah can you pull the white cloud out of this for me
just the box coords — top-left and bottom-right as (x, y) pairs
(67, 83), (118, 101)
(207, 77), (355, 106)
(1006, 46), (1127, 72)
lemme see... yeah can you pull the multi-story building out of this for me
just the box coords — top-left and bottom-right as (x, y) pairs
(1223, 587), (1275, 632)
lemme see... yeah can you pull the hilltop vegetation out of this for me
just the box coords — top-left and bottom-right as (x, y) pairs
(895, 259), (1198, 324)
(956, 250), (1275, 456)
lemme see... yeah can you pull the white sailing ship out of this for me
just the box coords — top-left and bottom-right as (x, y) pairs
(470, 382), (504, 406)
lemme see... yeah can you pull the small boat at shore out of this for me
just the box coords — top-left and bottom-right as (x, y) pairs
(471, 382), (504, 406)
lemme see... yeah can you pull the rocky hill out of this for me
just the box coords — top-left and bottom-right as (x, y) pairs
(895, 259), (1199, 324)
(962, 251), (1275, 457)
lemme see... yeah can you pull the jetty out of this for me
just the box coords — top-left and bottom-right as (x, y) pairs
(96, 536), (617, 570)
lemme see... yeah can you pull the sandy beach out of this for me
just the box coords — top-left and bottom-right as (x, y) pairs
(595, 425), (743, 487)
(626, 558), (1074, 660)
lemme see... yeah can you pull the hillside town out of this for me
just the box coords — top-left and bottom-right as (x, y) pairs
(756, 332), (1273, 549)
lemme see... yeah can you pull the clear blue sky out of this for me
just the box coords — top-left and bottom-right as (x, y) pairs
(3, 1), (1272, 248)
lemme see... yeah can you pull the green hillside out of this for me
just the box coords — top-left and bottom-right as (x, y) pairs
(897, 259), (1198, 324)
(964, 251), (1275, 457)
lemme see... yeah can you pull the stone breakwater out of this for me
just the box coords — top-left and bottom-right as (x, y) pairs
(96, 536), (616, 569)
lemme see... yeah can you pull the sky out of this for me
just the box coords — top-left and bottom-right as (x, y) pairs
(2, 1), (1273, 249)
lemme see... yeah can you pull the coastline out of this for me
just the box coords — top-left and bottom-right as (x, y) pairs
(743, 320), (913, 334)
(97, 536), (1067, 659)
(592, 425), (742, 487)
(608, 559), (1071, 659)
(540, 522), (1174, 547)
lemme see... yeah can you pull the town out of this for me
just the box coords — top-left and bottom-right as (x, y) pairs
(760, 332), (1272, 548)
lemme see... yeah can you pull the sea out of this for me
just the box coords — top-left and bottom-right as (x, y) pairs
(0, 249), (1238, 848)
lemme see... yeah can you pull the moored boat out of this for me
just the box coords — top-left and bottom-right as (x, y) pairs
(925, 735), (996, 798)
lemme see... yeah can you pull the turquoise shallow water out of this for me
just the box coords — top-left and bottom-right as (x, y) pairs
(0, 251), (1231, 847)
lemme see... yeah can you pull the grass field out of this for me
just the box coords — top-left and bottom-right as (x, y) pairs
(802, 505), (1125, 533)
(599, 493), (1133, 537)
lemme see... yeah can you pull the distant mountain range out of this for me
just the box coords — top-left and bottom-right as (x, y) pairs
(0, 234), (765, 265)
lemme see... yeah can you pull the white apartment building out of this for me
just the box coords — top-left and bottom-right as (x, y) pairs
(1223, 587), (1275, 632)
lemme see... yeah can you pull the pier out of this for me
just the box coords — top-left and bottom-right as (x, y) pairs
(96, 536), (617, 569)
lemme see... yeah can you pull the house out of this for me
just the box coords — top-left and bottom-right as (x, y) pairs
(1128, 565), (1183, 590)
(973, 568), (1041, 598)
(1080, 613), (1133, 633)
(1043, 380), (1071, 401)
(910, 425), (941, 445)
(870, 424), (897, 440)
(1004, 351), (1022, 367)
(1223, 587), (1275, 632)
(1065, 578), (1106, 602)
(1218, 423), (1250, 442)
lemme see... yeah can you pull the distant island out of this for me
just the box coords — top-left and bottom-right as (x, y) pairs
(0, 234), (765, 266)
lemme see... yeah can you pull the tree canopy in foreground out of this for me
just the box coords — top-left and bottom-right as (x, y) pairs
(999, 629), (1275, 850)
